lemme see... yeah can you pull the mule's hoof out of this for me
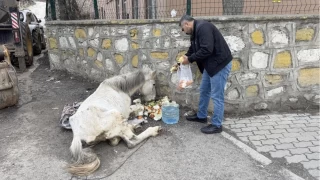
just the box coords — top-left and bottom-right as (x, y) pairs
(150, 126), (162, 136)
(109, 137), (121, 146)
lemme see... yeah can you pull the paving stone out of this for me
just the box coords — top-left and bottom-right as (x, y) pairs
(236, 120), (251, 124)
(268, 115), (284, 118)
(251, 141), (262, 146)
(237, 132), (253, 137)
(261, 139), (280, 145)
(241, 127), (258, 132)
(278, 138), (298, 143)
(265, 117), (280, 122)
(253, 130), (271, 135)
(303, 127), (319, 132)
(266, 134), (284, 139)
(231, 128), (242, 133)
(294, 142), (314, 148)
(291, 114), (304, 117)
(254, 115), (270, 118)
(290, 124), (307, 128)
(310, 115), (320, 119)
(289, 148), (311, 155)
(274, 124), (290, 129)
(312, 141), (319, 146)
(295, 117), (311, 120)
(283, 133), (301, 138)
(277, 120), (293, 125)
(257, 145), (276, 152)
(287, 128), (305, 133)
(230, 124), (246, 128)
(223, 121), (235, 125)
(308, 119), (320, 123)
(294, 120), (309, 124)
(251, 119), (266, 123)
(280, 117), (295, 121)
(295, 113), (311, 116)
(285, 154), (308, 163)
(258, 126), (274, 130)
(247, 123), (262, 127)
(225, 117), (238, 121)
(271, 129), (287, 133)
(308, 169), (320, 178)
(270, 150), (291, 158)
(249, 135), (267, 141)
(306, 123), (320, 127)
(239, 137), (249, 142)
(275, 143), (295, 150)
(297, 136), (316, 141)
(306, 153), (320, 160)
(302, 132), (319, 136)
(301, 160), (320, 169)
(262, 122), (277, 126)
(309, 146), (320, 153)
(284, 114), (300, 117)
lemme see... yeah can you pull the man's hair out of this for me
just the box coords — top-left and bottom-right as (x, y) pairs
(179, 15), (195, 26)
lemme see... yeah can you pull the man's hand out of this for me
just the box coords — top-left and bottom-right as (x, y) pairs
(181, 55), (190, 65)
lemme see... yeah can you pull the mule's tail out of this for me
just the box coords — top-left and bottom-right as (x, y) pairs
(66, 136), (100, 176)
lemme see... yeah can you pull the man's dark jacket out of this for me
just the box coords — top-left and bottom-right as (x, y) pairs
(186, 19), (232, 77)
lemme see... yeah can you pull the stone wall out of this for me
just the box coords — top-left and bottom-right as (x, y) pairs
(45, 15), (320, 113)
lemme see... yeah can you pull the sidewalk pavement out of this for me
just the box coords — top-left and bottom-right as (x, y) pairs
(223, 112), (320, 180)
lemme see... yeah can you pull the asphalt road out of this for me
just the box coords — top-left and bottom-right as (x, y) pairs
(0, 54), (304, 180)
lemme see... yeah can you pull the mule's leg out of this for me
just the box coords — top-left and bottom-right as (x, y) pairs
(127, 123), (141, 131)
(120, 126), (161, 148)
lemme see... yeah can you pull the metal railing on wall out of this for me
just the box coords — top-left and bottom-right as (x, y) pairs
(46, 0), (319, 21)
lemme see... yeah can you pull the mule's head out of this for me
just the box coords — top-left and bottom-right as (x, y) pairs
(141, 69), (156, 102)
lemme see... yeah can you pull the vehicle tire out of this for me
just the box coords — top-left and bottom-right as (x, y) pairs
(21, 22), (34, 66)
(32, 28), (42, 55)
(40, 29), (46, 50)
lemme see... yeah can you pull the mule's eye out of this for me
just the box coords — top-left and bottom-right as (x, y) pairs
(153, 84), (156, 86)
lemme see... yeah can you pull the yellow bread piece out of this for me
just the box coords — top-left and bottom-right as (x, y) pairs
(178, 56), (184, 63)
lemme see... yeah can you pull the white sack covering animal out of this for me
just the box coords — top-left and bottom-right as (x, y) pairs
(67, 69), (161, 176)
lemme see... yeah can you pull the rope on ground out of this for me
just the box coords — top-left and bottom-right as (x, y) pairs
(70, 138), (149, 180)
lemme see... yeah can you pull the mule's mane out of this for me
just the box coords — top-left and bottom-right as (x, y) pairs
(101, 70), (145, 94)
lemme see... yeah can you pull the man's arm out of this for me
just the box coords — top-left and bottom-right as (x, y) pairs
(188, 24), (214, 63)
(185, 41), (194, 56)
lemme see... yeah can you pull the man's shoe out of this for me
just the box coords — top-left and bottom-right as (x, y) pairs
(201, 124), (222, 134)
(186, 114), (207, 123)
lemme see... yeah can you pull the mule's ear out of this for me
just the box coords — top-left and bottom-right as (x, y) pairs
(151, 70), (156, 79)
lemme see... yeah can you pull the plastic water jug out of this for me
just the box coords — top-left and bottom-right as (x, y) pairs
(161, 102), (179, 124)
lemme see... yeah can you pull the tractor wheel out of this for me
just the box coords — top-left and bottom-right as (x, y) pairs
(21, 22), (34, 66)
(32, 28), (42, 55)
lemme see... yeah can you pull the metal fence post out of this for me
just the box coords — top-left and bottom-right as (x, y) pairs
(49, 0), (56, 20)
(186, 0), (191, 15)
(93, 0), (99, 19)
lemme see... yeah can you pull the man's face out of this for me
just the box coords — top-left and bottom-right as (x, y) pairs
(181, 21), (193, 35)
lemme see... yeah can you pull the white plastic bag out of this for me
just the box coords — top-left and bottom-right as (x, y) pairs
(177, 64), (193, 90)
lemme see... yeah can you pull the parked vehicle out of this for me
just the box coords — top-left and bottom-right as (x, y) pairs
(0, 0), (24, 109)
(0, 0), (33, 69)
(20, 9), (46, 55)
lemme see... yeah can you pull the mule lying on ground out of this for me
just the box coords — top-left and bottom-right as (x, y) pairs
(67, 69), (162, 176)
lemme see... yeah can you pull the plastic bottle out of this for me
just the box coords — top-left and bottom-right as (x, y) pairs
(161, 101), (179, 124)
